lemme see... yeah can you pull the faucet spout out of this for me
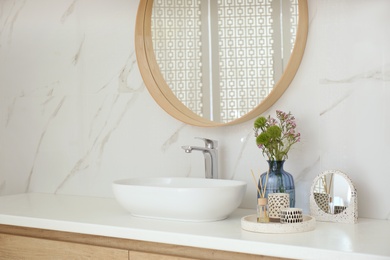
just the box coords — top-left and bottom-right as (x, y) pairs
(181, 145), (208, 153)
(182, 138), (218, 179)
(181, 145), (194, 153)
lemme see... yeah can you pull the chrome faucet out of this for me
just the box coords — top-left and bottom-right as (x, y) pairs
(182, 137), (218, 179)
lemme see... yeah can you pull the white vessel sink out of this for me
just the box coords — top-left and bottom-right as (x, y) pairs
(112, 177), (247, 222)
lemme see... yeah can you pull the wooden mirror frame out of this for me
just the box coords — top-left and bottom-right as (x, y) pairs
(135, 0), (309, 127)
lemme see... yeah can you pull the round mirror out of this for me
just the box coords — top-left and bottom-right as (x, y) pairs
(135, 0), (308, 126)
(310, 170), (358, 224)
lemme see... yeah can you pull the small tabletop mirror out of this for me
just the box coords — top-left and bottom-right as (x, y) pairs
(310, 170), (358, 224)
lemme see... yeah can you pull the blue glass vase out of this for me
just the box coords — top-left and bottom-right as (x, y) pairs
(258, 160), (295, 207)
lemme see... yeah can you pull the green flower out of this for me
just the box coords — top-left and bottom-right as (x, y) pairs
(256, 132), (270, 145)
(254, 117), (267, 129)
(267, 125), (282, 138)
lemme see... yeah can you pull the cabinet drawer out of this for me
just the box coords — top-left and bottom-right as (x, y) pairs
(0, 233), (129, 260)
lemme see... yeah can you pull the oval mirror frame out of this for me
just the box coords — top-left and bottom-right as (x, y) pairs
(310, 170), (358, 224)
(135, 0), (309, 126)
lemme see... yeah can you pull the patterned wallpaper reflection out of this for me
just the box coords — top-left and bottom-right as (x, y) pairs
(152, 0), (297, 122)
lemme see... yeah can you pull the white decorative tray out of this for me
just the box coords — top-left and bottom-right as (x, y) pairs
(241, 214), (316, 234)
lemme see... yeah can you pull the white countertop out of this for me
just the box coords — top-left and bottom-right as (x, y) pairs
(0, 193), (389, 260)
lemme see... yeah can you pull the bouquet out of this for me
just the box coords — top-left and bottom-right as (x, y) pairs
(254, 110), (300, 161)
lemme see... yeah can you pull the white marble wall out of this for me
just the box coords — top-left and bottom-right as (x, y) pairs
(0, 0), (389, 220)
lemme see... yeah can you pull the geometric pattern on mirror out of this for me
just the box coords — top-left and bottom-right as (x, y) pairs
(218, 0), (274, 122)
(217, 0), (298, 122)
(310, 170), (358, 224)
(151, 0), (298, 123)
(152, 0), (203, 117)
(289, 0), (299, 53)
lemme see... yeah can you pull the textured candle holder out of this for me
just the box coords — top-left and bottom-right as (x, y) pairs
(268, 193), (290, 222)
(280, 208), (303, 224)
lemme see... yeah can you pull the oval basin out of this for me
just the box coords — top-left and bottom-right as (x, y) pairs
(112, 177), (247, 222)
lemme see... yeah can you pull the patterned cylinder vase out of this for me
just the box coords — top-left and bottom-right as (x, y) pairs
(268, 193), (290, 222)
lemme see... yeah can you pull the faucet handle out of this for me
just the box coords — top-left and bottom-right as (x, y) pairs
(195, 137), (218, 149)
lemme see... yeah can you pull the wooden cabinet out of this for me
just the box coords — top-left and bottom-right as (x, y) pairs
(0, 225), (285, 260)
(0, 233), (128, 260)
(130, 251), (196, 260)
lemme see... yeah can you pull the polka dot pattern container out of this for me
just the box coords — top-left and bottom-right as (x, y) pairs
(280, 208), (303, 224)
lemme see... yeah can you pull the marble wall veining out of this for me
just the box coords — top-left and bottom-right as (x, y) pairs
(1, 0), (389, 220)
